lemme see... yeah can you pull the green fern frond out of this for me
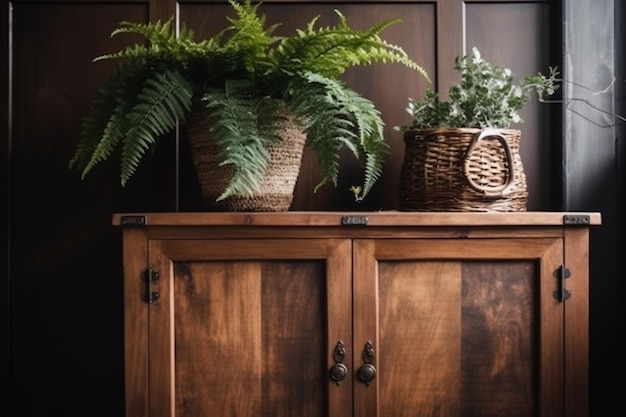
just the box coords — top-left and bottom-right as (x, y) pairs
(226, 0), (277, 48)
(120, 69), (194, 185)
(69, 62), (147, 177)
(202, 79), (286, 200)
(272, 10), (430, 82)
(305, 72), (388, 198)
(287, 75), (354, 191)
(221, 0), (282, 75)
(110, 18), (178, 45)
(95, 17), (201, 64)
(300, 106), (354, 192)
(289, 72), (389, 199)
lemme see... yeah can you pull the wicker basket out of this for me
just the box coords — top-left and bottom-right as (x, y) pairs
(399, 128), (528, 212)
(186, 108), (306, 212)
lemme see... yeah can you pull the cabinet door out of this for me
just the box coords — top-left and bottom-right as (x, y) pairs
(353, 238), (565, 417)
(142, 238), (353, 417)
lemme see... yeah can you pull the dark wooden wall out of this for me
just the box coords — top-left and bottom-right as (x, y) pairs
(563, 1), (625, 415)
(2, 0), (622, 416)
(615, 2), (626, 410)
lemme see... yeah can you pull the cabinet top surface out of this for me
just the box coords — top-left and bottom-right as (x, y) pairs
(112, 211), (601, 227)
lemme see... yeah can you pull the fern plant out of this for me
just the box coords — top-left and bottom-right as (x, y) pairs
(70, 0), (429, 203)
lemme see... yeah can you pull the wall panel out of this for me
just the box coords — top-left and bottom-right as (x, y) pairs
(465, 1), (554, 208)
(564, 1), (622, 416)
(9, 3), (157, 416)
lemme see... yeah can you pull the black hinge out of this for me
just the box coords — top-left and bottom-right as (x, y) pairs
(563, 215), (590, 225)
(120, 215), (147, 226)
(141, 268), (160, 304)
(341, 215), (368, 226)
(553, 265), (571, 302)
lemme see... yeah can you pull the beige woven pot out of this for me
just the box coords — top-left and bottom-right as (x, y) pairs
(399, 128), (528, 212)
(186, 109), (306, 212)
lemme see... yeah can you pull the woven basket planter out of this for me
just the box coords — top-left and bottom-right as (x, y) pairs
(399, 128), (528, 212)
(186, 109), (306, 212)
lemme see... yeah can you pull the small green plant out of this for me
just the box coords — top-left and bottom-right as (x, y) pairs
(395, 47), (559, 131)
(70, 0), (429, 202)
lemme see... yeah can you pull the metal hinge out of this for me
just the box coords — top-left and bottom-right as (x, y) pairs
(120, 215), (147, 226)
(553, 265), (571, 302)
(563, 215), (590, 225)
(341, 215), (368, 226)
(141, 267), (160, 304)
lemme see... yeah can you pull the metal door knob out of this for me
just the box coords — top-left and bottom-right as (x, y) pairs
(330, 363), (348, 382)
(357, 363), (376, 384)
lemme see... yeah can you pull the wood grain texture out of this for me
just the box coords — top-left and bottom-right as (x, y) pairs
(563, 228), (590, 417)
(353, 235), (567, 417)
(378, 261), (462, 417)
(172, 259), (328, 417)
(461, 261), (536, 417)
(261, 262), (326, 416)
(112, 211), (602, 227)
(122, 228), (150, 417)
(173, 261), (264, 417)
(145, 238), (353, 417)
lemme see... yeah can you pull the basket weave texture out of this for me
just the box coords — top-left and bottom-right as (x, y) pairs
(399, 128), (528, 212)
(186, 109), (306, 212)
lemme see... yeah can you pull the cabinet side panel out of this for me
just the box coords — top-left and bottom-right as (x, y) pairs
(123, 228), (149, 417)
(563, 228), (590, 417)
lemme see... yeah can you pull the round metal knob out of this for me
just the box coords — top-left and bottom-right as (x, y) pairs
(358, 363), (376, 384)
(329, 363), (348, 382)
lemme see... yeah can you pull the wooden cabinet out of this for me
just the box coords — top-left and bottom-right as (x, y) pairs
(113, 211), (600, 417)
